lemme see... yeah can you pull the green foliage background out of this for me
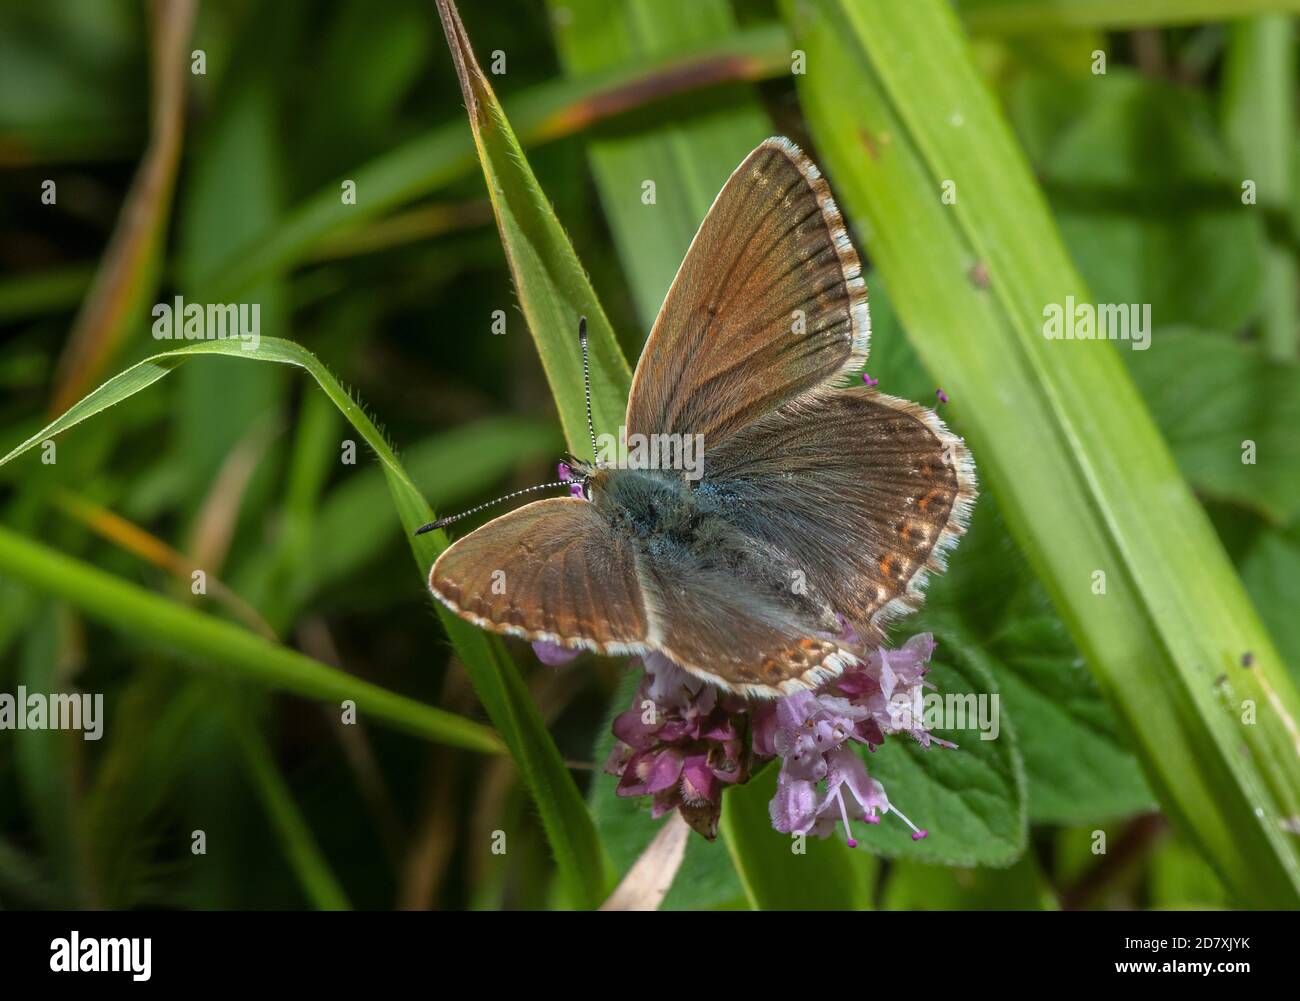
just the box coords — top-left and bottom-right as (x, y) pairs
(1, 0), (1297, 910)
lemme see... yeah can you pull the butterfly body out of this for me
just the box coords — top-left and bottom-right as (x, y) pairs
(428, 137), (978, 698)
(593, 464), (843, 644)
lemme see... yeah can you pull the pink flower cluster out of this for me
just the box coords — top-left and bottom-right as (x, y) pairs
(576, 630), (950, 846)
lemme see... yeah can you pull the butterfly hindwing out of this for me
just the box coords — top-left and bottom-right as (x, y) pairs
(701, 387), (977, 645)
(634, 547), (860, 696)
(624, 137), (869, 453)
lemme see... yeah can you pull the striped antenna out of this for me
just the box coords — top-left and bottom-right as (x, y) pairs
(414, 481), (571, 535)
(579, 316), (598, 460)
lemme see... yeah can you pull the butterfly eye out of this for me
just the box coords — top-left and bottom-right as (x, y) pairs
(581, 479), (593, 501)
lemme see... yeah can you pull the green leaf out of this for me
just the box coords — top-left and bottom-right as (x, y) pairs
(785, 0), (1300, 905)
(720, 762), (877, 910)
(1127, 328), (1300, 524)
(845, 639), (1028, 866)
(918, 507), (1153, 825)
(1222, 14), (1298, 360)
(873, 281), (1152, 823)
(974, 611), (1154, 822)
(1011, 71), (1266, 335)
(1239, 518), (1300, 683)
(0, 335), (611, 907)
(883, 851), (1058, 910)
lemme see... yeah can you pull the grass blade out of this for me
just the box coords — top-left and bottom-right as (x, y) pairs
(1222, 15), (1298, 361)
(201, 22), (790, 303)
(960, 0), (1300, 32)
(785, 0), (1300, 905)
(0, 524), (500, 754)
(1, 334), (612, 906)
(435, 0), (630, 447)
(233, 717), (351, 910)
(547, 0), (773, 331)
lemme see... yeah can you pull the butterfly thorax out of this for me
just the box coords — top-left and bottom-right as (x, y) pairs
(588, 466), (697, 544)
(589, 466), (842, 638)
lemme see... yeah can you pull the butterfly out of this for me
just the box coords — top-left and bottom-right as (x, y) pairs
(423, 137), (977, 698)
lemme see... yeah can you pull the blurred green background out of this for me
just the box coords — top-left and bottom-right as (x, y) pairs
(1, 0), (1298, 910)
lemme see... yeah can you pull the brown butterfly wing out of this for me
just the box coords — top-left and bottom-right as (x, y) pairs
(639, 561), (861, 697)
(625, 388), (976, 696)
(428, 498), (650, 655)
(624, 137), (868, 452)
(702, 387), (978, 648)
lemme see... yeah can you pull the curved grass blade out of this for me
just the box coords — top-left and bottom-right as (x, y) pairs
(784, 0), (1300, 905)
(0, 335), (611, 907)
(0, 524), (499, 754)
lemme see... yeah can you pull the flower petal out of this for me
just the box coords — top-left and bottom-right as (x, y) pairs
(532, 640), (580, 666)
(770, 769), (819, 835)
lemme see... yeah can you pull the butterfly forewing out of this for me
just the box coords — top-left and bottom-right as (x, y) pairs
(428, 498), (651, 655)
(624, 137), (868, 453)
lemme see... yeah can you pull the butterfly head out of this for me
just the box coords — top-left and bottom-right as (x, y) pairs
(558, 456), (598, 501)
(565, 452), (630, 501)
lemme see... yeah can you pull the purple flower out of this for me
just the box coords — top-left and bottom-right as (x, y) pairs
(834, 634), (956, 751)
(601, 629), (951, 847)
(604, 653), (752, 840)
(755, 632), (947, 846)
(532, 640), (580, 666)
